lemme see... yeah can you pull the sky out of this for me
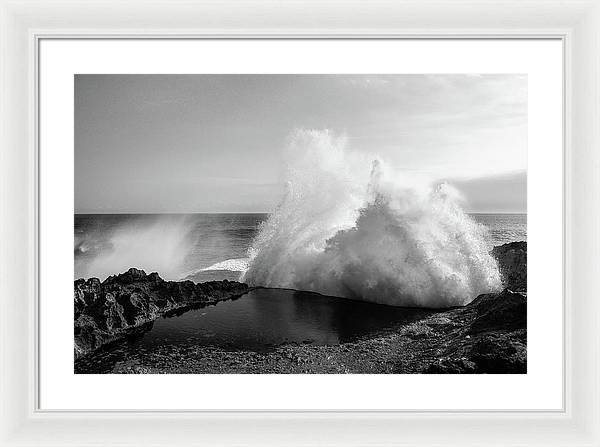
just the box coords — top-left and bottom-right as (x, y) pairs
(75, 74), (527, 213)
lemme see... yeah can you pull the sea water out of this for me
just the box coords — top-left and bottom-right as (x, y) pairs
(75, 212), (526, 283)
(74, 211), (525, 371)
(75, 213), (266, 282)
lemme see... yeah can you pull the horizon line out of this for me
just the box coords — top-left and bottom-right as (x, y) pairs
(74, 210), (528, 215)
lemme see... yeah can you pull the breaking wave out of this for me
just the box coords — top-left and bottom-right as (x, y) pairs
(201, 258), (250, 272)
(76, 215), (194, 281)
(242, 130), (502, 308)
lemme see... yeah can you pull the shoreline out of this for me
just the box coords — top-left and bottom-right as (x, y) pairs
(104, 288), (526, 374)
(74, 271), (250, 359)
(74, 241), (527, 373)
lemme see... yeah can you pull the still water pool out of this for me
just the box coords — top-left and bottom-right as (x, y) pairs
(75, 288), (433, 373)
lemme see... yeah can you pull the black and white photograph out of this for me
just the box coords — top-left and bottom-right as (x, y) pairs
(73, 74), (527, 374)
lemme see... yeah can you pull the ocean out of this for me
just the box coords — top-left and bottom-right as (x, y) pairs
(74, 212), (526, 283)
(74, 212), (526, 372)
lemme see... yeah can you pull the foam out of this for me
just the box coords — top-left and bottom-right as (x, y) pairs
(243, 129), (501, 307)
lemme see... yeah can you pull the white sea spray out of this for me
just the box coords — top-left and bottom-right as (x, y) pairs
(243, 129), (502, 307)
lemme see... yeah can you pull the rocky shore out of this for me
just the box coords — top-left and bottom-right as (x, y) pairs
(492, 241), (527, 292)
(107, 287), (525, 374)
(75, 241), (527, 373)
(74, 269), (248, 358)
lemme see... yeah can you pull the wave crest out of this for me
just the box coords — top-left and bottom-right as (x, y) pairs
(242, 130), (502, 307)
(201, 258), (249, 272)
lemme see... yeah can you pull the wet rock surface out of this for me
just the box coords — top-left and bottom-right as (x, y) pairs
(74, 268), (248, 358)
(75, 242), (526, 373)
(492, 241), (527, 292)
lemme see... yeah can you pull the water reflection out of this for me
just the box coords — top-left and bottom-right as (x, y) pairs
(75, 288), (434, 373)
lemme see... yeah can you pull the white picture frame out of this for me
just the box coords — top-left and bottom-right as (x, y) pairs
(1, 1), (599, 445)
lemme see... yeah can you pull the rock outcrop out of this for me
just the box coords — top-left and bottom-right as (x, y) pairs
(492, 241), (527, 292)
(74, 268), (248, 358)
(422, 288), (527, 373)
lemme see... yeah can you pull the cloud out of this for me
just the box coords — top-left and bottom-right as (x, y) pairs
(448, 171), (527, 213)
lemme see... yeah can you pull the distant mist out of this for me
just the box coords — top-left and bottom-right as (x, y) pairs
(451, 171), (526, 214)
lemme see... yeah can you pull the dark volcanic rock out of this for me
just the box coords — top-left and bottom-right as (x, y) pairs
(74, 268), (249, 358)
(469, 288), (527, 334)
(425, 357), (478, 374)
(467, 331), (527, 373)
(415, 287), (527, 374)
(492, 241), (527, 292)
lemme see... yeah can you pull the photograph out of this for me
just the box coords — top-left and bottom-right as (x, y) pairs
(73, 74), (527, 374)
